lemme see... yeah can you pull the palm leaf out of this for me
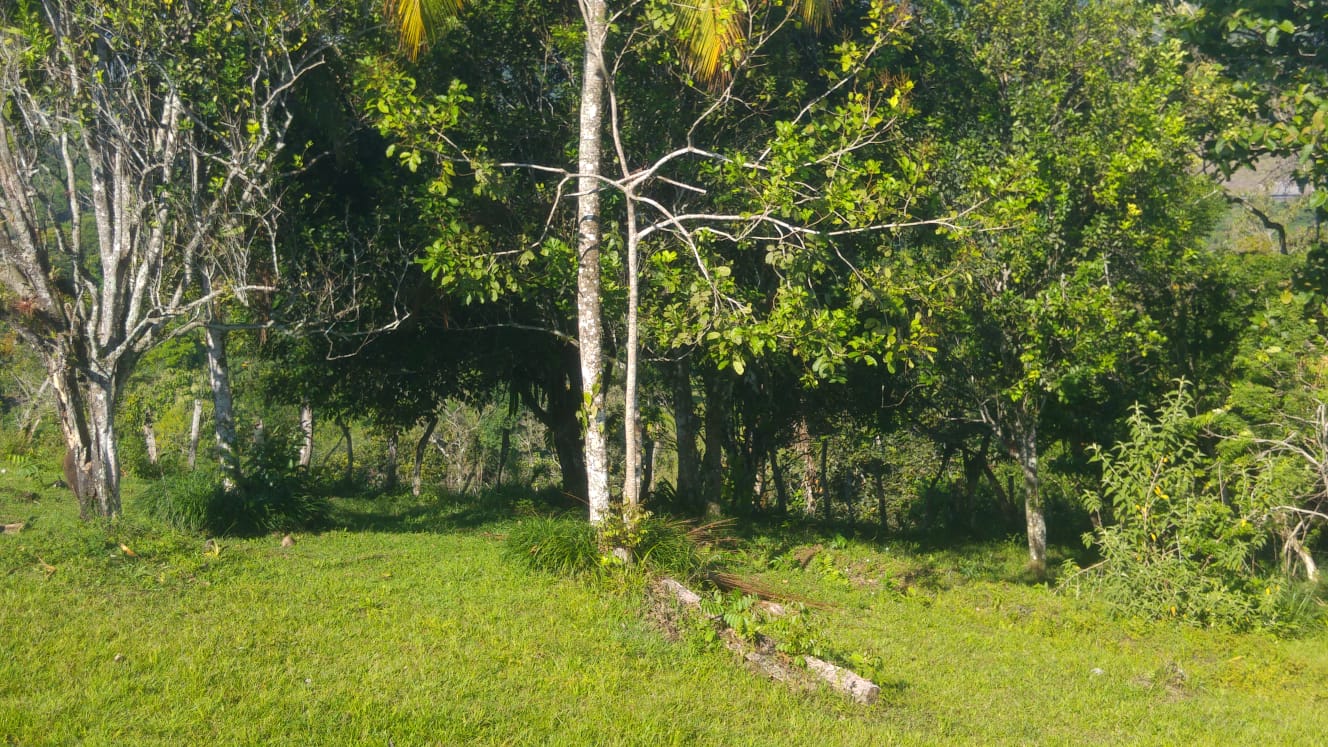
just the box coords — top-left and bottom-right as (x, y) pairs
(676, 0), (747, 84)
(676, 0), (840, 85)
(384, 0), (467, 60)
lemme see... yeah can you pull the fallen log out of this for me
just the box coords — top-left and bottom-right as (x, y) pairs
(804, 655), (880, 705)
(656, 577), (881, 704)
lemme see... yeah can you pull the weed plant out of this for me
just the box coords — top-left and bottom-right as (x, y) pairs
(1067, 385), (1324, 633)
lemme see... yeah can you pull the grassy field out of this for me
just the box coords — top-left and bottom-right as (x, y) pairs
(2, 472), (1326, 745)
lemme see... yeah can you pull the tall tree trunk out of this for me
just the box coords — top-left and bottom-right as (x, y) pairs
(641, 433), (656, 501)
(412, 415), (438, 497)
(48, 351), (123, 518)
(731, 412), (761, 516)
(700, 369), (729, 517)
(384, 427), (399, 491)
(204, 323), (240, 491)
(1015, 420), (1047, 577)
(141, 407), (159, 467)
(673, 357), (700, 507)
(622, 194), (642, 510)
(298, 401), (314, 469)
(519, 358), (588, 503)
(771, 447), (789, 515)
(496, 387), (518, 485)
(576, 0), (610, 526)
(188, 398), (203, 471)
(820, 437), (830, 521)
(874, 470), (887, 530)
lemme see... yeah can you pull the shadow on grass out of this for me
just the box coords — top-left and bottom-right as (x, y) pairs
(327, 484), (580, 535)
(722, 510), (1099, 588)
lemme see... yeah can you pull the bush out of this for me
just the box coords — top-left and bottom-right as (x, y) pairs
(1064, 384), (1313, 633)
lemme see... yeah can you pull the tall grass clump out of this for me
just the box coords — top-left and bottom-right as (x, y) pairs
(630, 514), (709, 579)
(143, 431), (328, 535)
(143, 470), (224, 533)
(505, 514), (600, 575)
(505, 509), (710, 580)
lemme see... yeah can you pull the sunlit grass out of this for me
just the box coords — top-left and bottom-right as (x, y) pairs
(2, 473), (1326, 744)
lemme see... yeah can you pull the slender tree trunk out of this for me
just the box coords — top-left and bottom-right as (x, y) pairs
(771, 447), (789, 515)
(142, 407), (159, 467)
(384, 427), (399, 490)
(576, 0), (611, 526)
(796, 415), (819, 518)
(623, 194), (642, 510)
(673, 357), (700, 507)
(188, 398), (203, 470)
(339, 420), (354, 486)
(1015, 421), (1047, 577)
(819, 437), (830, 521)
(641, 433), (655, 501)
(298, 401), (314, 469)
(412, 415), (438, 497)
(700, 370), (728, 517)
(874, 470), (887, 530)
(204, 323), (240, 491)
(497, 387), (518, 485)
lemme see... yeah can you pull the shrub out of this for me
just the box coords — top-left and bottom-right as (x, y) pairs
(1064, 384), (1312, 632)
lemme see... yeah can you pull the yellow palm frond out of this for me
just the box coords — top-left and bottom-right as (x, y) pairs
(676, 0), (841, 85)
(791, 0), (838, 30)
(384, 0), (467, 60)
(677, 0), (747, 85)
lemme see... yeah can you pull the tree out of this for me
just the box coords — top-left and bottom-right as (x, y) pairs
(0, 0), (331, 517)
(917, 0), (1220, 575)
(375, 0), (952, 541)
(1177, 0), (1327, 205)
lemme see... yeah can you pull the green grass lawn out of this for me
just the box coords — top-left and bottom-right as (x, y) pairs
(2, 475), (1326, 745)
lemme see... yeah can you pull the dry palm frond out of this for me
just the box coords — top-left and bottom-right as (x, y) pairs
(684, 516), (739, 548)
(708, 570), (830, 609)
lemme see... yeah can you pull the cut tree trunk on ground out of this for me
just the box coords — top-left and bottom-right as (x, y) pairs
(655, 578), (880, 704)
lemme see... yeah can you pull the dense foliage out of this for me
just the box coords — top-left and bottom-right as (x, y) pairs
(0, 0), (1325, 633)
